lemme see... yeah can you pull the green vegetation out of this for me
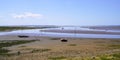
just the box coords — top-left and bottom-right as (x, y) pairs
(0, 49), (9, 54)
(0, 26), (59, 31)
(0, 40), (36, 56)
(100, 55), (113, 60)
(19, 45), (26, 47)
(0, 26), (35, 31)
(50, 38), (61, 40)
(0, 40), (36, 48)
(48, 56), (66, 60)
(112, 53), (120, 58)
(56, 53), (120, 60)
(68, 44), (77, 46)
(31, 49), (51, 53)
(108, 44), (120, 49)
(47, 53), (120, 60)
(99, 53), (120, 60)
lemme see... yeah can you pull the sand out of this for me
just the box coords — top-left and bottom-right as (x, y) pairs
(0, 37), (120, 60)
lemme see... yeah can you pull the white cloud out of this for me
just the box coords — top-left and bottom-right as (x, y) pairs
(12, 12), (43, 19)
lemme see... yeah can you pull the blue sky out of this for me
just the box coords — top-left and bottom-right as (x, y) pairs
(0, 0), (120, 26)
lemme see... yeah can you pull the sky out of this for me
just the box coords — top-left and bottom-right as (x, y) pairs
(0, 0), (120, 26)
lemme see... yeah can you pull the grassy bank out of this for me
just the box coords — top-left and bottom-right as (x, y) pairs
(0, 40), (37, 56)
(0, 26), (59, 31)
(0, 26), (36, 31)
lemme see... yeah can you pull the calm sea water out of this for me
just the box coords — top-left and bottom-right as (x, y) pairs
(0, 27), (120, 39)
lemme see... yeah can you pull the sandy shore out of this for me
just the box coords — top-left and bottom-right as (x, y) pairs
(0, 37), (120, 60)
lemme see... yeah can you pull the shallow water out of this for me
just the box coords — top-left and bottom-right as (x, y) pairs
(0, 27), (120, 39)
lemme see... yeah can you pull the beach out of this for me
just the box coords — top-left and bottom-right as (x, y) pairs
(0, 26), (120, 60)
(0, 37), (120, 60)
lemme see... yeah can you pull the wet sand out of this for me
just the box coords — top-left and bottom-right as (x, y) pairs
(41, 29), (120, 35)
(82, 26), (120, 30)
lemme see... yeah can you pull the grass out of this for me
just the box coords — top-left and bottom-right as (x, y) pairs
(0, 26), (59, 31)
(78, 53), (120, 60)
(100, 56), (113, 60)
(0, 40), (37, 56)
(0, 40), (36, 48)
(19, 45), (26, 47)
(68, 44), (77, 46)
(108, 44), (120, 49)
(0, 26), (36, 31)
(112, 53), (120, 58)
(50, 38), (61, 40)
(55, 53), (120, 60)
(31, 49), (51, 53)
(48, 56), (67, 60)
(0, 49), (9, 54)
(99, 53), (120, 60)
(0, 39), (119, 60)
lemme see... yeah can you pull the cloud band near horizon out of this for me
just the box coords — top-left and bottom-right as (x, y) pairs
(12, 12), (43, 19)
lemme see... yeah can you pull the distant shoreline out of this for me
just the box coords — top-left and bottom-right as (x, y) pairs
(41, 29), (120, 35)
